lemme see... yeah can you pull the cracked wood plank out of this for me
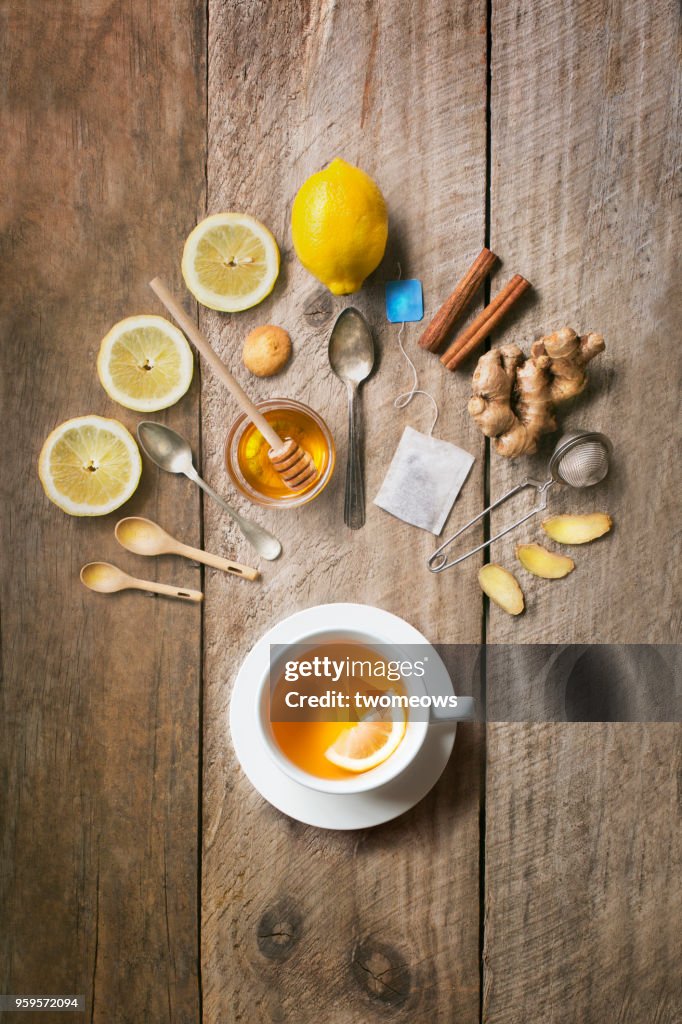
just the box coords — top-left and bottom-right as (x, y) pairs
(201, 2), (487, 1021)
(484, 1), (681, 1020)
(0, 2), (206, 1020)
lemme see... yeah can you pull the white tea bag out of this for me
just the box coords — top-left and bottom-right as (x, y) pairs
(374, 425), (474, 535)
(376, 275), (475, 535)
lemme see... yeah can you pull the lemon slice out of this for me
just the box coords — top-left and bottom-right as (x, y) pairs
(324, 714), (406, 774)
(38, 415), (142, 516)
(181, 212), (280, 312)
(97, 315), (194, 412)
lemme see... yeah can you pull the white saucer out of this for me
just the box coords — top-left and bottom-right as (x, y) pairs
(229, 603), (457, 830)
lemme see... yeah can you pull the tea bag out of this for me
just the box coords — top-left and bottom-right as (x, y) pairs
(374, 280), (475, 534)
(375, 425), (474, 534)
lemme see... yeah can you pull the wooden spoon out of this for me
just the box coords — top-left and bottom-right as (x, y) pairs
(80, 561), (203, 602)
(149, 277), (317, 490)
(115, 516), (259, 580)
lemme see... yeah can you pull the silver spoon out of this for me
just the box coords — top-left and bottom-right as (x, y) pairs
(136, 422), (282, 561)
(328, 308), (375, 529)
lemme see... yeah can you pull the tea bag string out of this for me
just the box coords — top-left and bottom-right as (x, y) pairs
(393, 267), (439, 436)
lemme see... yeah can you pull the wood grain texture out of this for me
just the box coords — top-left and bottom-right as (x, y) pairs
(484, 1), (681, 1020)
(3, 2), (679, 1021)
(486, 0), (681, 645)
(484, 724), (681, 1024)
(201, 2), (488, 1020)
(0, 3), (206, 1021)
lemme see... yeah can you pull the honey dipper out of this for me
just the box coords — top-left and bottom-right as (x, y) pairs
(150, 278), (317, 490)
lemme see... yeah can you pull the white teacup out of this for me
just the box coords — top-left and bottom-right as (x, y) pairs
(256, 627), (441, 795)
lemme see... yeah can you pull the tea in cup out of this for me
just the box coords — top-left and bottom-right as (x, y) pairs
(257, 631), (431, 795)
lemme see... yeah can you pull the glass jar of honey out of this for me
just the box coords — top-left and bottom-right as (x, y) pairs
(225, 398), (335, 507)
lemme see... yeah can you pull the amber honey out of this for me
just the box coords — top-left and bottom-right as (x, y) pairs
(233, 404), (333, 501)
(270, 642), (406, 780)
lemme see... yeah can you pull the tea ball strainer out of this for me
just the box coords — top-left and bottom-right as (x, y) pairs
(428, 429), (613, 572)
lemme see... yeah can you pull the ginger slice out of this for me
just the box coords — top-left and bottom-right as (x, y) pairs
(516, 542), (575, 578)
(478, 564), (525, 615)
(542, 513), (612, 545)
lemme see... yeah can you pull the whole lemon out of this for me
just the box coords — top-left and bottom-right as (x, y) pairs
(291, 158), (388, 295)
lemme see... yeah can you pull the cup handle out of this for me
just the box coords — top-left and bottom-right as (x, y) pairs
(429, 696), (476, 723)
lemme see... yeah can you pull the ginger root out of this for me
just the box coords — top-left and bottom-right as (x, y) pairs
(515, 542), (575, 579)
(478, 564), (525, 615)
(468, 328), (604, 457)
(542, 513), (612, 545)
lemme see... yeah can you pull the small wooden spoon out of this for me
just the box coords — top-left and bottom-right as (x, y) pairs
(115, 516), (259, 581)
(149, 277), (317, 490)
(80, 561), (203, 602)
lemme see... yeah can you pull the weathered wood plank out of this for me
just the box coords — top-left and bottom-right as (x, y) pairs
(486, 0), (681, 644)
(484, 1), (681, 1019)
(202, 2), (488, 1020)
(0, 3), (206, 1021)
(484, 724), (681, 1022)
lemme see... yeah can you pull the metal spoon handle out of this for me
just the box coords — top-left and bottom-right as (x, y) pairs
(344, 383), (365, 530)
(186, 469), (282, 561)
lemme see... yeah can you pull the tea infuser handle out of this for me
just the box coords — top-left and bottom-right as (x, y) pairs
(428, 479), (552, 573)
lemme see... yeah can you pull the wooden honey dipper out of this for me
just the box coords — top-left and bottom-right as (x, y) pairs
(150, 278), (318, 490)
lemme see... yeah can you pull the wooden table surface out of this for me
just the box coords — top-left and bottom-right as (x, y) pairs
(1, 2), (680, 1022)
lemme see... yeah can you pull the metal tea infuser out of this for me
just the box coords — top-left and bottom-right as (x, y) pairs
(428, 429), (612, 572)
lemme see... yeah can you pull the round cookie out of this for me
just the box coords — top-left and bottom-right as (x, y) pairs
(242, 325), (292, 377)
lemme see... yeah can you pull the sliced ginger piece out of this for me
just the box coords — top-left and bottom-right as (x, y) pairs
(516, 542), (575, 579)
(478, 564), (525, 615)
(542, 513), (612, 545)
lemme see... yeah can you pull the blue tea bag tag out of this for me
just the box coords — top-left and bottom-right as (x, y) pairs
(385, 279), (424, 323)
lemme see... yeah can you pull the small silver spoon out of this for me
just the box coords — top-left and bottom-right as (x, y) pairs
(328, 308), (375, 529)
(136, 422), (282, 561)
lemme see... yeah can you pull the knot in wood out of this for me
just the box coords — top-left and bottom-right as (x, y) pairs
(351, 940), (411, 1005)
(302, 288), (334, 325)
(256, 901), (302, 961)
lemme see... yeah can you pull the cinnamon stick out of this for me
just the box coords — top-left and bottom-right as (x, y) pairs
(418, 247), (498, 351)
(440, 274), (531, 371)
